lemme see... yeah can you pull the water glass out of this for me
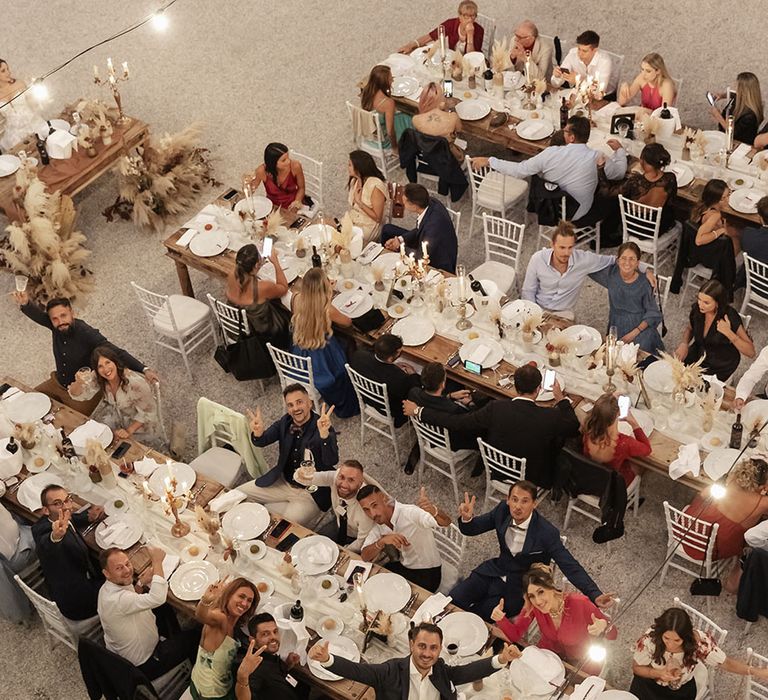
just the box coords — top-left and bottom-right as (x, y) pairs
(617, 123), (630, 140)
(14, 275), (28, 292)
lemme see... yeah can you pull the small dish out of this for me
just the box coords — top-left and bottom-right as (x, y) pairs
(104, 497), (130, 516)
(26, 454), (50, 473)
(317, 615), (344, 638)
(243, 540), (268, 560)
(339, 278), (360, 292)
(387, 302), (410, 319)
(315, 574), (340, 598)
(252, 576), (275, 599)
(180, 543), (208, 563)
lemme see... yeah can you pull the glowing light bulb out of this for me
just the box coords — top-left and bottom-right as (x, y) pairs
(588, 643), (607, 663)
(30, 81), (49, 101)
(711, 482), (727, 500)
(151, 11), (169, 31)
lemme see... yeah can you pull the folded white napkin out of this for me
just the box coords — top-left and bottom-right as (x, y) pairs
(69, 420), (108, 448)
(280, 621), (311, 665)
(100, 519), (133, 547)
(618, 342), (639, 365)
(162, 554), (180, 579)
(411, 593), (452, 624)
(468, 343), (490, 365)
(306, 543), (334, 565)
(1, 387), (22, 402)
(209, 489), (247, 513)
(571, 676), (607, 700)
(134, 457), (161, 477)
(669, 443), (701, 480)
(177, 229), (198, 248)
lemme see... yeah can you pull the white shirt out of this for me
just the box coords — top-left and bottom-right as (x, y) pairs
(0, 503), (20, 560)
(363, 501), (441, 569)
(504, 513), (532, 555)
(551, 47), (617, 95)
(409, 659), (439, 700)
(745, 520), (768, 550)
(735, 346), (768, 400)
(416, 206), (428, 229)
(98, 575), (167, 665)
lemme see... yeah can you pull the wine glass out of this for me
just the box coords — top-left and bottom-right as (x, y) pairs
(617, 122), (630, 141)
(445, 641), (460, 666)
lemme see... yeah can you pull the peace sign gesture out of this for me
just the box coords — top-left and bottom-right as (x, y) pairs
(236, 639), (268, 685)
(51, 507), (71, 541)
(246, 407), (264, 438)
(317, 403), (335, 439)
(200, 578), (227, 607)
(458, 491), (476, 522)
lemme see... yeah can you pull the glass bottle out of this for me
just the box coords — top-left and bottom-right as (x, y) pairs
(730, 413), (743, 449)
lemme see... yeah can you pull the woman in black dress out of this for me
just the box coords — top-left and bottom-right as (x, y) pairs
(674, 279), (754, 381)
(709, 71), (764, 145)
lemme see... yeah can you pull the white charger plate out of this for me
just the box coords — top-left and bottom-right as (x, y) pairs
(234, 195), (273, 220)
(252, 575), (275, 599)
(371, 251), (401, 273)
(95, 514), (144, 549)
(698, 430), (729, 452)
(391, 316), (435, 346)
(618, 408), (655, 437)
(362, 572), (412, 613)
(309, 636), (360, 681)
(103, 496), (131, 516)
(4, 391), (51, 423)
(409, 45), (456, 67)
(666, 162), (694, 188)
(459, 337), (504, 368)
(561, 325), (602, 356)
(291, 534), (339, 575)
(189, 229), (229, 257)
(455, 100), (490, 121)
(169, 560), (219, 601)
(258, 258), (300, 284)
(148, 462), (197, 497)
(383, 52), (418, 75)
(742, 399), (768, 434)
(16, 472), (59, 511)
(221, 502), (270, 540)
(700, 130), (727, 154)
(501, 299), (543, 326)
(438, 611), (488, 655)
(643, 360), (675, 393)
(69, 422), (113, 456)
(729, 188), (763, 214)
(181, 543), (208, 563)
(391, 75), (420, 97)
(516, 119), (554, 141)
(332, 290), (374, 318)
(0, 154), (22, 177)
(703, 448), (741, 480)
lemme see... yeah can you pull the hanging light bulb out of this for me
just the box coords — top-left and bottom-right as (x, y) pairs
(587, 643), (607, 663)
(30, 80), (49, 101)
(710, 481), (727, 500)
(151, 10), (169, 31)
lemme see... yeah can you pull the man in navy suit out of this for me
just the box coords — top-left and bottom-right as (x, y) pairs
(381, 183), (458, 273)
(736, 196), (768, 288)
(453, 481), (615, 621)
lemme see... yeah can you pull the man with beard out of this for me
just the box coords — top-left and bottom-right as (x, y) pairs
(13, 293), (156, 414)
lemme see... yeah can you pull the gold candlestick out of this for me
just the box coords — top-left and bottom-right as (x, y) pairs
(164, 476), (190, 538)
(93, 58), (131, 124)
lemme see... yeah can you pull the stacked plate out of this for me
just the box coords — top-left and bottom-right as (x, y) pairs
(516, 119), (554, 141)
(95, 514), (144, 549)
(501, 299), (542, 327)
(68, 420), (113, 456)
(170, 560), (219, 601)
(391, 76), (420, 98)
(332, 290), (373, 318)
(291, 535), (339, 575)
(643, 360), (675, 394)
(666, 162), (694, 188)
(234, 195), (273, 220)
(309, 637), (360, 680)
(3, 392), (51, 423)
(437, 611), (488, 655)
(459, 337), (504, 368)
(729, 188), (763, 214)
(455, 100), (490, 121)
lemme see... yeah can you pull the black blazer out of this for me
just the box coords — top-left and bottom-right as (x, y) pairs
(459, 505), (602, 602)
(399, 128), (469, 203)
(401, 198), (458, 274)
(251, 412), (339, 510)
(32, 512), (103, 620)
(420, 397), (580, 488)
(408, 387), (477, 451)
(327, 654), (497, 700)
(349, 349), (421, 427)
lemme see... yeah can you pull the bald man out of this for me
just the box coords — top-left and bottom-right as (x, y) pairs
(509, 20), (554, 83)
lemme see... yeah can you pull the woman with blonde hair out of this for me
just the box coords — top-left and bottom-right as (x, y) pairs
(582, 392), (651, 486)
(710, 71), (764, 145)
(360, 65), (411, 156)
(290, 268), (358, 417)
(412, 82), (464, 160)
(618, 53), (676, 110)
(491, 563), (616, 675)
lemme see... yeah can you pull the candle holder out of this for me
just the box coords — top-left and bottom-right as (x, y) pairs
(603, 331), (618, 393)
(455, 299), (473, 330)
(93, 58), (131, 124)
(521, 83), (536, 111)
(163, 475), (190, 538)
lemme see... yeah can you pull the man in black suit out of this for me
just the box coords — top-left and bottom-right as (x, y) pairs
(239, 384), (339, 526)
(381, 183), (458, 273)
(32, 484), (104, 625)
(308, 622), (520, 700)
(350, 334), (421, 428)
(404, 363), (579, 489)
(453, 481), (615, 621)
(737, 196), (768, 288)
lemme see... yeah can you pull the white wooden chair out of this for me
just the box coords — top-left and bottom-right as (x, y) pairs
(266, 343), (320, 406)
(14, 575), (101, 651)
(745, 648), (768, 700)
(672, 77), (684, 106)
(346, 100), (400, 179)
(603, 49), (625, 97)
(537, 195), (601, 252)
(657, 274), (671, 307)
(478, 437), (527, 507)
(131, 282), (215, 380)
(447, 207), (461, 237)
(673, 597), (728, 699)
(741, 253), (768, 321)
(346, 364), (403, 467)
(471, 213), (525, 296)
(679, 265), (713, 307)
(476, 12), (496, 57)
(563, 474), (642, 530)
(619, 195), (681, 272)
(464, 155), (528, 239)
(434, 523), (467, 595)
(290, 150), (324, 211)
(411, 414), (477, 503)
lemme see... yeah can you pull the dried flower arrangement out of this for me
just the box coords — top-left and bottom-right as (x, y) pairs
(546, 328), (575, 355)
(658, 351), (705, 392)
(490, 38), (513, 73)
(521, 310), (543, 335)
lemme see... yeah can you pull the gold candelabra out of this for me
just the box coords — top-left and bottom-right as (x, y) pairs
(93, 58), (130, 124)
(163, 475), (190, 538)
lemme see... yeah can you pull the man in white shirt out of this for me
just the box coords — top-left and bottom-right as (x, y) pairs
(0, 502), (36, 623)
(357, 485), (451, 592)
(551, 29), (618, 98)
(296, 459), (383, 551)
(97, 546), (198, 679)
(734, 346), (768, 410)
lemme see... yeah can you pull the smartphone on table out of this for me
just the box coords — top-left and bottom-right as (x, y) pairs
(463, 359), (482, 375)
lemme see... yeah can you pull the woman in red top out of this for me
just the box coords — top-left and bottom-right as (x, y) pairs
(583, 393), (652, 487)
(245, 142), (306, 211)
(491, 564), (617, 675)
(398, 1), (484, 55)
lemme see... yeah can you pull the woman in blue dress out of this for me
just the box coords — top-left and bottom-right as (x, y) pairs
(591, 241), (664, 355)
(290, 268), (359, 418)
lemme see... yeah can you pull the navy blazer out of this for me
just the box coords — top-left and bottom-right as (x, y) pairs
(251, 412), (339, 510)
(458, 504), (602, 602)
(401, 198), (458, 273)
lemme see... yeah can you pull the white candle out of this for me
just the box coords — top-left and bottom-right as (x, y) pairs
(525, 55), (531, 85)
(458, 274), (467, 300)
(399, 241), (406, 258)
(93, 65), (99, 79)
(122, 61), (129, 78)
(421, 241), (428, 257)
(107, 57), (114, 75)
(439, 29), (446, 58)
(142, 480), (151, 498)
(164, 476), (172, 491)
(108, 75), (116, 86)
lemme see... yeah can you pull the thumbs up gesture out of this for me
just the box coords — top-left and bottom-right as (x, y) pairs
(491, 597), (506, 622)
(587, 613), (608, 636)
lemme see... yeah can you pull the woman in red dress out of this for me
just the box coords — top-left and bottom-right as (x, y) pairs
(245, 142), (306, 211)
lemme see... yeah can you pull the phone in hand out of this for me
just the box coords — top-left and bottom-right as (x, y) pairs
(262, 236), (273, 258)
(442, 79), (454, 98)
(543, 369), (556, 391)
(706, 91), (717, 107)
(618, 395), (631, 420)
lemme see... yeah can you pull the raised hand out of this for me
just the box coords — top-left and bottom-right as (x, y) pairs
(51, 508), (71, 540)
(716, 316), (733, 338)
(380, 533), (411, 549)
(416, 486), (433, 512)
(491, 597), (506, 622)
(237, 639), (267, 680)
(458, 491), (476, 522)
(498, 643), (522, 665)
(595, 592), (617, 609)
(12, 290), (28, 306)
(148, 546), (167, 574)
(144, 368), (160, 385)
(317, 403), (335, 439)
(200, 578), (226, 607)
(309, 640), (330, 663)
(587, 613), (608, 636)
(246, 407), (264, 437)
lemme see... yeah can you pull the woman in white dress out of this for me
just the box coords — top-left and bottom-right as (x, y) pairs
(0, 59), (42, 151)
(345, 150), (388, 244)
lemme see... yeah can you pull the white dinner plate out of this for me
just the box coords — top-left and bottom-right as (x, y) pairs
(698, 430), (729, 452)
(501, 299), (543, 327)
(332, 290), (374, 318)
(309, 636), (360, 681)
(234, 195), (273, 220)
(700, 130), (727, 154)
(362, 572), (412, 613)
(383, 52), (417, 76)
(317, 615), (344, 638)
(301, 223), (336, 248)
(371, 251), (401, 273)
(560, 325), (602, 357)
(103, 496), (131, 516)
(728, 174), (755, 190)
(189, 229), (229, 257)
(95, 514), (144, 549)
(618, 408), (655, 437)
(170, 560), (219, 601)
(409, 45), (456, 67)
(516, 119), (555, 141)
(643, 360), (675, 393)
(666, 162), (694, 188)
(69, 421), (113, 456)
(221, 502), (271, 540)
(391, 316), (436, 346)
(291, 534), (339, 575)
(49, 119), (71, 133)
(4, 392), (51, 423)
(729, 188), (763, 214)
(455, 100), (490, 121)
(459, 337), (504, 368)
(251, 575), (275, 600)
(148, 462), (197, 497)
(387, 301), (411, 318)
(16, 472), (60, 511)
(391, 75), (420, 98)
(438, 611), (488, 656)
(704, 448), (741, 480)
(742, 400), (768, 435)
(338, 278), (362, 293)
(537, 371), (567, 402)
(258, 258), (300, 284)
(0, 154), (22, 177)
(315, 574), (340, 598)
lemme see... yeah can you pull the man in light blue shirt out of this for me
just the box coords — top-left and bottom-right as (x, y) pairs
(521, 221), (653, 318)
(471, 116), (626, 221)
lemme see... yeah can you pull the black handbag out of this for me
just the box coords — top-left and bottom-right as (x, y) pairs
(689, 537), (722, 597)
(214, 314), (275, 381)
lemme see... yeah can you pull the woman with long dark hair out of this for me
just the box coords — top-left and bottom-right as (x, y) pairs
(631, 606), (768, 698)
(245, 142), (306, 210)
(360, 65), (411, 155)
(345, 150), (387, 244)
(674, 279), (754, 381)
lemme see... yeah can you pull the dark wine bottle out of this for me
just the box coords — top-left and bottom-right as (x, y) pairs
(60, 428), (76, 459)
(311, 245), (322, 269)
(5, 436), (19, 455)
(660, 102), (672, 120)
(36, 133), (50, 166)
(469, 274), (487, 296)
(289, 599), (304, 622)
(559, 97), (569, 129)
(729, 413), (743, 450)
